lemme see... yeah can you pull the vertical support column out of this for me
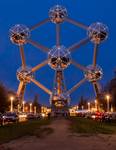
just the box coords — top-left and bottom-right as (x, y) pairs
(56, 24), (60, 47)
(19, 83), (26, 108)
(51, 70), (69, 113)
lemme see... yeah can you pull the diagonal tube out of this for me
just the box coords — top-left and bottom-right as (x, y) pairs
(17, 81), (25, 96)
(31, 60), (48, 72)
(27, 39), (49, 52)
(68, 37), (90, 52)
(71, 60), (88, 72)
(30, 78), (52, 95)
(92, 81), (101, 97)
(30, 18), (50, 31)
(65, 17), (88, 30)
(67, 78), (86, 94)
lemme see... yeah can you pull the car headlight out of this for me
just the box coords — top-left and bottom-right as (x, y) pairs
(2, 116), (5, 119)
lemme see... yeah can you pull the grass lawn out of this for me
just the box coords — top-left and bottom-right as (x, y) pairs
(70, 117), (116, 134)
(0, 119), (53, 144)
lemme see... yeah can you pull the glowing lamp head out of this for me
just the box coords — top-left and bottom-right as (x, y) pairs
(10, 96), (14, 101)
(88, 102), (90, 105)
(106, 94), (110, 100)
(23, 101), (25, 104)
(30, 103), (32, 106)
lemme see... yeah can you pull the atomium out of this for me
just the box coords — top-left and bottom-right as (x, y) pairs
(48, 45), (71, 70)
(9, 4), (109, 110)
(87, 22), (108, 44)
(49, 5), (68, 23)
(84, 65), (103, 82)
(9, 24), (30, 45)
(17, 66), (33, 83)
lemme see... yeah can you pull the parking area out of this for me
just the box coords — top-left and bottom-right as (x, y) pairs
(0, 112), (47, 126)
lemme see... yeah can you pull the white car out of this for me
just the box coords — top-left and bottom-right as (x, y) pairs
(2, 112), (19, 123)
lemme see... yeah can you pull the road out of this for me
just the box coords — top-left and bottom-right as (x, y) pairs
(1, 118), (116, 150)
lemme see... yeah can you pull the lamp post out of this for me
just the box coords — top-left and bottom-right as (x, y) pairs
(34, 106), (37, 114)
(10, 96), (14, 112)
(17, 104), (20, 113)
(106, 94), (110, 112)
(95, 100), (97, 111)
(76, 105), (79, 110)
(82, 105), (84, 110)
(23, 101), (25, 112)
(30, 103), (32, 113)
(111, 105), (113, 112)
(88, 102), (90, 111)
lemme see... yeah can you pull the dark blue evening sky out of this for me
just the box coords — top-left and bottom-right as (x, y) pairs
(0, 0), (115, 105)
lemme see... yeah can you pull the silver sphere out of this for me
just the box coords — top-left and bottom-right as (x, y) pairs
(49, 5), (68, 23)
(17, 66), (33, 83)
(9, 24), (30, 45)
(87, 22), (108, 44)
(48, 45), (71, 70)
(84, 65), (103, 82)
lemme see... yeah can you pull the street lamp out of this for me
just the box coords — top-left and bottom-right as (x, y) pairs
(106, 94), (110, 112)
(17, 104), (20, 112)
(34, 106), (37, 114)
(95, 100), (97, 111)
(10, 96), (14, 112)
(88, 102), (90, 111)
(82, 105), (84, 110)
(29, 103), (32, 113)
(111, 105), (113, 112)
(76, 105), (79, 110)
(22, 101), (25, 112)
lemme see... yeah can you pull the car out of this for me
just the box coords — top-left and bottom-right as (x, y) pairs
(27, 113), (35, 120)
(109, 112), (116, 121)
(18, 112), (27, 122)
(27, 113), (39, 120)
(2, 112), (19, 124)
(102, 112), (116, 122)
(85, 112), (92, 119)
(91, 112), (104, 121)
(91, 112), (114, 122)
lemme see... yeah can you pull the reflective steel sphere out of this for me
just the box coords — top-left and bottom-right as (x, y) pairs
(84, 65), (103, 82)
(87, 22), (108, 44)
(17, 66), (33, 83)
(48, 45), (71, 70)
(49, 5), (67, 23)
(9, 24), (30, 45)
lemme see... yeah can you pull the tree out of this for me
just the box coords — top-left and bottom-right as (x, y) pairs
(78, 96), (88, 109)
(0, 83), (9, 113)
(105, 77), (116, 111)
(33, 94), (41, 113)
